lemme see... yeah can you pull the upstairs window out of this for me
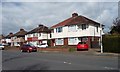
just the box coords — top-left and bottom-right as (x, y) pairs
(82, 24), (87, 30)
(56, 27), (62, 33)
(78, 24), (88, 30)
(96, 25), (98, 32)
(27, 34), (31, 37)
(50, 34), (52, 38)
(68, 25), (76, 32)
(33, 33), (38, 37)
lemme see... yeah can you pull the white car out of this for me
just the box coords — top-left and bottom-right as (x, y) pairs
(37, 43), (48, 48)
(0, 44), (4, 50)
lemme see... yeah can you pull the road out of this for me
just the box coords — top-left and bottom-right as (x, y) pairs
(2, 50), (119, 70)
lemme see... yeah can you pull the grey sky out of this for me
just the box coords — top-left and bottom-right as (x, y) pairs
(1, 0), (119, 35)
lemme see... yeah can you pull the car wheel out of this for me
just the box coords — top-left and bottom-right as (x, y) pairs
(35, 50), (37, 52)
(27, 50), (31, 53)
(21, 50), (23, 52)
(2, 48), (4, 50)
(77, 49), (80, 51)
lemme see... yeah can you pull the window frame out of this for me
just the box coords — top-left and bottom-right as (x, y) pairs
(56, 27), (62, 33)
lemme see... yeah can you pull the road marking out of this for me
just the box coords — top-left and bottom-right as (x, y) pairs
(63, 61), (72, 64)
(64, 62), (67, 63)
(104, 67), (118, 70)
(68, 63), (71, 64)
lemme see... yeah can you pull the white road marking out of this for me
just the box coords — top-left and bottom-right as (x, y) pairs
(104, 67), (118, 70)
(63, 61), (72, 64)
(68, 63), (71, 64)
(64, 61), (67, 63)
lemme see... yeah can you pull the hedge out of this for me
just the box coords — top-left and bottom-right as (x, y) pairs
(102, 35), (120, 53)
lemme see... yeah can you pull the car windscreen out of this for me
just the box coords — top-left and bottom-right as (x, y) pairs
(24, 45), (31, 47)
(0, 44), (2, 46)
(40, 43), (46, 45)
(78, 42), (86, 44)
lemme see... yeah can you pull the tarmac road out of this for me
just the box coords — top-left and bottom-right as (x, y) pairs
(2, 50), (119, 70)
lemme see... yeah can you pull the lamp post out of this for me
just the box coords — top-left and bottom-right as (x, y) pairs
(100, 23), (103, 53)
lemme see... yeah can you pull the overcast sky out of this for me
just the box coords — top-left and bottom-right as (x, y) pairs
(0, 0), (119, 35)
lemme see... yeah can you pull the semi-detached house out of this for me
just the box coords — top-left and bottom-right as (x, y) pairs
(25, 24), (50, 46)
(50, 13), (104, 48)
(11, 29), (27, 46)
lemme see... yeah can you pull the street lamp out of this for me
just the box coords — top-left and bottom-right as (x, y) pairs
(100, 23), (103, 53)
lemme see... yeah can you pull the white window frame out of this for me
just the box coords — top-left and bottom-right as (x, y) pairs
(55, 38), (63, 45)
(56, 27), (62, 33)
(68, 37), (78, 45)
(68, 25), (77, 32)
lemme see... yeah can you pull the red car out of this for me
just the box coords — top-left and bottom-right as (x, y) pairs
(20, 44), (37, 53)
(77, 42), (88, 51)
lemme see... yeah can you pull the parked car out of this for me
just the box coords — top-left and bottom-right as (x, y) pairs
(0, 44), (4, 50)
(2, 43), (9, 46)
(77, 42), (88, 51)
(20, 44), (37, 53)
(37, 43), (48, 48)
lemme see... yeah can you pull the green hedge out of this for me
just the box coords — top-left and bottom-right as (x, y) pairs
(102, 35), (120, 53)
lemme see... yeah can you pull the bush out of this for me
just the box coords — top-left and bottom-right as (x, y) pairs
(102, 35), (120, 53)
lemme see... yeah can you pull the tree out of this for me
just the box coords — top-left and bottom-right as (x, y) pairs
(110, 17), (120, 34)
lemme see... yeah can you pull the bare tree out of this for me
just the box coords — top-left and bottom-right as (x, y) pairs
(110, 17), (120, 34)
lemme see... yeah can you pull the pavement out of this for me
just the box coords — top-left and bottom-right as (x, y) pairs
(38, 48), (119, 57)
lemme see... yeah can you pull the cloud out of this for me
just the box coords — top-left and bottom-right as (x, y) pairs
(1, 2), (118, 35)
(2, 0), (120, 2)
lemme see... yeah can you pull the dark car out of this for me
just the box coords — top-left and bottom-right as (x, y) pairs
(77, 42), (88, 51)
(20, 44), (37, 53)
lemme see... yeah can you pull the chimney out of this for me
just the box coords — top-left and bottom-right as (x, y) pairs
(9, 32), (13, 36)
(72, 13), (78, 17)
(20, 28), (24, 31)
(9, 32), (13, 35)
(38, 24), (43, 27)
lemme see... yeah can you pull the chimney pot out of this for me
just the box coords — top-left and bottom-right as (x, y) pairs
(20, 28), (24, 31)
(72, 13), (78, 17)
(39, 24), (43, 27)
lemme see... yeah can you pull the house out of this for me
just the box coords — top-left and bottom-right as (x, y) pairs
(0, 34), (5, 44)
(25, 24), (50, 46)
(50, 13), (104, 48)
(1, 33), (14, 46)
(11, 29), (27, 46)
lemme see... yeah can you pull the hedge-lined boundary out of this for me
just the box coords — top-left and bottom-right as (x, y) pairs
(103, 35), (120, 53)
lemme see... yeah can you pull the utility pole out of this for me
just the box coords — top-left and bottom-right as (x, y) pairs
(100, 24), (103, 53)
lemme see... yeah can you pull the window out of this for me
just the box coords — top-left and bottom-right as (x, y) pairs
(68, 37), (77, 45)
(82, 37), (88, 42)
(39, 33), (41, 37)
(50, 34), (52, 38)
(68, 25), (76, 32)
(51, 29), (54, 33)
(56, 27), (62, 33)
(33, 33), (35, 37)
(96, 26), (98, 32)
(82, 24), (87, 30)
(27, 34), (30, 37)
(33, 33), (38, 37)
(55, 38), (63, 45)
(77, 25), (82, 29)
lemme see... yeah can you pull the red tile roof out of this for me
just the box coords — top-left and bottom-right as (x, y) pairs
(14, 29), (27, 37)
(5, 32), (14, 38)
(27, 24), (50, 34)
(51, 13), (101, 29)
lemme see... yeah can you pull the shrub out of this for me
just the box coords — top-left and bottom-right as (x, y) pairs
(102, 35), (120, 53)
